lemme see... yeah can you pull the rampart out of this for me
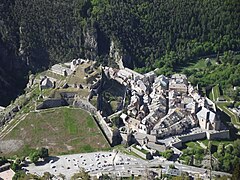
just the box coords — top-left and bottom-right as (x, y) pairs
(37, 99), (68, 110)
(206, 130), (230, 140)
(178, 132), (206, 143)
(129, 146), (147, 159)
(73, 98), (114, 145)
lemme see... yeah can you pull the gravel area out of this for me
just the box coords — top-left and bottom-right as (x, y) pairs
(0, 140), (23, 154)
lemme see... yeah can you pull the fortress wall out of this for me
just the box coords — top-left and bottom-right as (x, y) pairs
(95, 111), (113, 145)
(73, 98), (114, 145)
(206, 130), (230, 140)
(178, 132), (206, 143)
(130, 146), (147, 159)
(171, 139), (182, 149)
(37, 99), (68, 110)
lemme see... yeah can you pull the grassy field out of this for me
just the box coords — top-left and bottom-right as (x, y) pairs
(209, 85), (220, 101)
(3, 107), (110, 157)
(212, 85), (220, 101)
(184, 141), (202, 149)
(179, 58), (217, 72)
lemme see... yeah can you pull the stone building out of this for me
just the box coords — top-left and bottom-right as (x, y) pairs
(197, 107), (221, 130)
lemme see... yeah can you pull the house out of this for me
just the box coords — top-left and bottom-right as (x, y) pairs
(51, 64), (73, 76)
(169, 83), (188, 93)
(120, 113), (128, 123)
(0, 163), (15, 180)
(144, 71), (156, 83)
(156, 75), (169, 88)
(70, 59), (81, 71)
(197, 107), (220, 130)
(40, 76), (54, 90)
(169, 74), (188, 93)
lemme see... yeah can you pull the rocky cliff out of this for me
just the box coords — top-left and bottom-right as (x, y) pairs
(0, 38), (27, 106)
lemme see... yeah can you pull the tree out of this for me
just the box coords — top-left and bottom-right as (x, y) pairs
(71, 168), (90, 180)
(184, 156), (191, 165)
(233, 139), (240, 157)
(0, 157), (8, 166)
(232, 163), (240, 180)
(42, 172), (54, 180)
(57, 173), (66, 180)
(38, 147), (49, 159)
(217, 143), (225, 156)
(146, 152), (153, 160)
(12, 171), (28, 180)
(99, 174), (111, 180)
(11, 163), (19, 171)
(208, 141), (213, 154)
(30, 152), (39, 164)
(162, 149), (174, 160)
(15, 158), (21, 165)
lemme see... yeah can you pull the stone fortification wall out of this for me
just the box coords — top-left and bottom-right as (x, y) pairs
(60, 92), (77, 105)
(95, 111), (113, 145)
(73, 98), (114, 145)
(171, 139), (182, 149)
(129, 146), (147, 159)
(206, 130), (230, 140)
(178, 132), (206, 143)
(73, 99), (96, 114)
(37, 99), (68, 110)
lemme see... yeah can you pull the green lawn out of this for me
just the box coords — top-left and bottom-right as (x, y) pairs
(209, 90), (214, 101)
(180, 58), (217, 72)
(185, 141), (202, 149)
(209, 85), (220, 101)
(3, 107), (110, 157)
(212, 85), (220, 101)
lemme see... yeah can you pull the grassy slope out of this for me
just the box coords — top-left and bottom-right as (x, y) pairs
(3, 107), (110, 157)
(217, 103), (240, 127)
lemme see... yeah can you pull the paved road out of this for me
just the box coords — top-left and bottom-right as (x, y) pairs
(25, 151), (231, 179)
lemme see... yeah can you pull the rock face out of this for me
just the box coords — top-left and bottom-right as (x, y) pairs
(83, 26), (98, 60)
(0, 39), (28, 106)
(109, 40), (133, 69)
(109, 40), (124, 69)
(0, 105), (21, 127)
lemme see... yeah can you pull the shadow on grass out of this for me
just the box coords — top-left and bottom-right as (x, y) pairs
(36, 156), (60, 166)
(23, 156), (60, 167)
(218, 108), (240, 140)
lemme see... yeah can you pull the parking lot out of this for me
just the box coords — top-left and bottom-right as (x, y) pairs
(25, 151), (146, 179)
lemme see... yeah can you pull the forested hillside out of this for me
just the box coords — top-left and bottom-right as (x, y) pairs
(0, 0), (240, 105)
(94, 0), (240, 71)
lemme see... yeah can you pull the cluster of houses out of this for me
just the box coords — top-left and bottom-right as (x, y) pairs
(102, 67), (229, 151)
